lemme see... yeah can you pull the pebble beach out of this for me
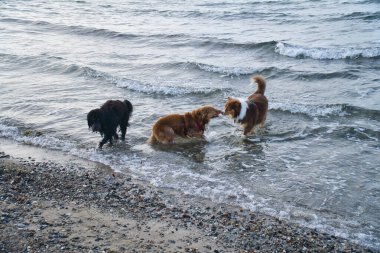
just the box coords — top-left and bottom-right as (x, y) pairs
(0, 147), (375, 253)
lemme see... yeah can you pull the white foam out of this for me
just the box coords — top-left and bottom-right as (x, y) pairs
(0, 122), (138, 173)
(275, 42), (380, 60)
(0, 123), (18, 138)
(195, 62), (254, 76)
(116, 78), (217, 95)
(0, 123), (77, 152)
(82, 66), (221, 96)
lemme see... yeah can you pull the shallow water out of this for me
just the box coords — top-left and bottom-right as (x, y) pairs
(1, 0), (379, 249)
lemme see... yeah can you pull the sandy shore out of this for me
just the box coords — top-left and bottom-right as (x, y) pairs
(0, 143), (376, 252)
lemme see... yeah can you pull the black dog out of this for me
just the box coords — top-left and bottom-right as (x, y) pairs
(87, 100), (133, 148)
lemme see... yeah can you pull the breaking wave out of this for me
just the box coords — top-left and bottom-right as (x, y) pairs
(270, 102), (380, 119)
(0, 53), (225, 96)
(186, 62), (281, 77)
(275, 42), (380, 60)
(0, 122), (77, 152)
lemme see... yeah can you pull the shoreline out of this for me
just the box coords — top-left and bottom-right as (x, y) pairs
(0, 140), (376, 252)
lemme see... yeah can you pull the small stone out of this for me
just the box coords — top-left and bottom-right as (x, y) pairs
(15, 223), (28, 228)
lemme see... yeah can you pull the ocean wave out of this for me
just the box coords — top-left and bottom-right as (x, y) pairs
(0, 120), (142, 172)
(275, 42), (380, 60)
(163, 37), (277, 51)
(0, 17), (185, 40)
(187, 61), (359, 80)
(328, 125), (379, 142)
(63, 65), (223, 96)
(4, 17), (268, 52)
(128, 5), (292, 20)
(293, 71), (359, 80)
(193, 62), (255, 76)
(341, 104), (380, 120)
(0, 16), (202, 42)
(0, 52), (225, 96)
(0, 123), (77, 152)
(0, 52), (358, 82)
(270, 102), (347, 117)
(72, 65), (225, 96)
(185, 62), (281, 77)
(114, 78), (225, 96)
(1, 17), (280, 52)
(267, 124), (379, 143)
(341, 11), (380, 21)
(270, 102), (380, 119)
(202, 40), (277, 50)
(219, 10), (292, 21)
(0, 122), (134, 171)
(77, 65), (225, 96)
(327, 11), (380, 22)
(0, 17), (140, 39)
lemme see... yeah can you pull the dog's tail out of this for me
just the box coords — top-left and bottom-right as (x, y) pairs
(251, 75), (266, 95)
(124, 99), (133, 114)
(123, 99), (133, 127)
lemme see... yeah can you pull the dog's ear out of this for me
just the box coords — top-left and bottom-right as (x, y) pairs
(233, 102), (242, 118)
(228, 101), (239, 113)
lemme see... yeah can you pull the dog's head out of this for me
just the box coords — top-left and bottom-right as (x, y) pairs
(87, 109), (102, 132)
(224, 97), (241, 119)
(192, 106), (223, 125)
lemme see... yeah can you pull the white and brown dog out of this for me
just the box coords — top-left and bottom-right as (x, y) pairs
(224, 75), (268, 135)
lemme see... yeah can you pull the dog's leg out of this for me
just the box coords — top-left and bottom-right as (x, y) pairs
(243, 125), (255, 136)
(259, 112), (267, 128)
(158, 126), (175, 144)
(120, 123), (127, 141)
(98, 137), (107, 148)
(113, 131), (119, 140)
(99, 133), (113, 148)
(107, 133), (114, 147)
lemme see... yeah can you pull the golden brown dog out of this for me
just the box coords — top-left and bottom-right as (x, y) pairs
(224, 75), (268, 135)
(149, 106), (222, 144)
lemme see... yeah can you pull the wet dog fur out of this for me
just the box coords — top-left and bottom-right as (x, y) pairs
(224, 75), (268, 135)
(87, 99), (133, 148)
(149, 106), (222, 144)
